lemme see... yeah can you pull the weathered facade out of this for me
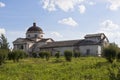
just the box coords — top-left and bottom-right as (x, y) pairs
(13, 23), (109, 56)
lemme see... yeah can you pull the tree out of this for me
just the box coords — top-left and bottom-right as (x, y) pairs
(55, 51), (60, 59)
(103, 43), (119, 63)
(0, 49), (8, 65)
(44, 51), (51, 61)
(31, 52), (38, 58)
(10, 50), (26, 62)
(64, 50), (72, 62)
(74, 51), (81, 58)
(39, 52), (45, 58)
(0, 34), (9, 50)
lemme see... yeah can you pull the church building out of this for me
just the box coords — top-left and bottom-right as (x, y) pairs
(13, 23), (109, 56)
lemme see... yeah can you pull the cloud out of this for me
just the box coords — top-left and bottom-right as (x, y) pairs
(100, 20), (119, 31)
(42, 0), (85, 12)
(98, 20), (120, 46)
(88, 1), (96, 6)
(6, 31), (25, 48)
(78, 5), (86, 14)
(0, 2), (5, 8)
(51, 32), (63, 37)
(42, 0), (56, 11)
(107, 0), (120, 11)
(58, 17), (78, 27)
(0, 28), (6, 35)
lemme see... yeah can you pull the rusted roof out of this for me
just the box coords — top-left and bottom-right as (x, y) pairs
(13, 38), (34, 43)
(27, 23), (43, 32)
(40, 39), (100, 48)
(38, 38), (54, 42)
(84, 33), (104, 38)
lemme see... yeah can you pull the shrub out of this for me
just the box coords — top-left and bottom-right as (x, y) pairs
(74, 51), (81, 58)
(0, 49), (8, 65)
(39, 52), (45, 58)
(64, 50), (72, 62)
(31, 52), (38, 58)
(11, 50), (26, 62)
(117, 52), (120, 61)
(103, 43), (119, 63)
(44, 51), (50, 61)
(55, 51), (60, 58)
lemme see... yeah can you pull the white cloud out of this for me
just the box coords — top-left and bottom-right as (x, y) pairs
(42, 0), (85, 12)
(107, 0), (120, 11)
(42, 0), (56, 11)
(0, 2), (5, 8)
(78, 5), (86, 14)
(58, 17), (78, 27)
(51, 32), (63, 37)
(88, 1), (96, 6)
(98, 20), (120, 46)
(0, 28), (6, 35)
(6, 31), (25, 48)
(100, 20), (119, 31)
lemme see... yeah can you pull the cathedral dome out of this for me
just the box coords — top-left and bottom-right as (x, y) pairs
(27, 22), (43, 33)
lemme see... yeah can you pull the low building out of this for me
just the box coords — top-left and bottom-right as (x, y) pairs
(13, 22), (109, 56)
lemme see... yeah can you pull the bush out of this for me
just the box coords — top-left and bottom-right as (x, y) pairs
(31, 52), (38, 58)
(64, 50), (72, 62)
(74, 51), (81, 58)
(103, 43), (119, 63)
(39, 52), (45, 58)
(10, 50), (26, 62)
(44, 51), (51, 61)
(55, 51), (60, 58)
(117, 52), (120, 61)
(0, 49), (8, 65)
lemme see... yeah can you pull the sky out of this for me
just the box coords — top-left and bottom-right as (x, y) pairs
(0, 0), (120, 48)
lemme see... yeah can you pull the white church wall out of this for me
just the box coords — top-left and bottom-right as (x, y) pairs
(52, 47), (74, 55)
(79, 45), (101, 56)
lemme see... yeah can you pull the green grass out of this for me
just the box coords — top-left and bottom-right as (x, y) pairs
(0, 57), (120, 80)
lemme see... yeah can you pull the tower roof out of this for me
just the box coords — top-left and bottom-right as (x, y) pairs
(27, 23), (43, 32)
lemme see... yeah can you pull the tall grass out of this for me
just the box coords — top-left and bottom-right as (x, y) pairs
(0, 57), (119, 80)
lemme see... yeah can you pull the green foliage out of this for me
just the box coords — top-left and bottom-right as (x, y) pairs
(117, 52), (120, 61)
(64, 50), (72, 62)
(10, 50), (26, 62)
(44, 51), (50, 61)
(39, 52), (45, 58)
(103, 43), (119, 63)
(31, 52), (38, 58)
(0, 57), (119, 80)
(0, 49), (8, 65)
(74, 51), (81, 58)
(108, 64), (120, 80)
(55, 51), (60, 58)
(0, 34), (9, 50)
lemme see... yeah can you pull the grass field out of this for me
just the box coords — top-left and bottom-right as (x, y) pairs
(0, 57), (119, 80)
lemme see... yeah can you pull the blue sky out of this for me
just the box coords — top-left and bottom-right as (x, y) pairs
(1, 0), (120, 48)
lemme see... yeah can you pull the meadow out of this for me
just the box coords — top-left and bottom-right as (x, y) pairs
(0, 57), (119, 80)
